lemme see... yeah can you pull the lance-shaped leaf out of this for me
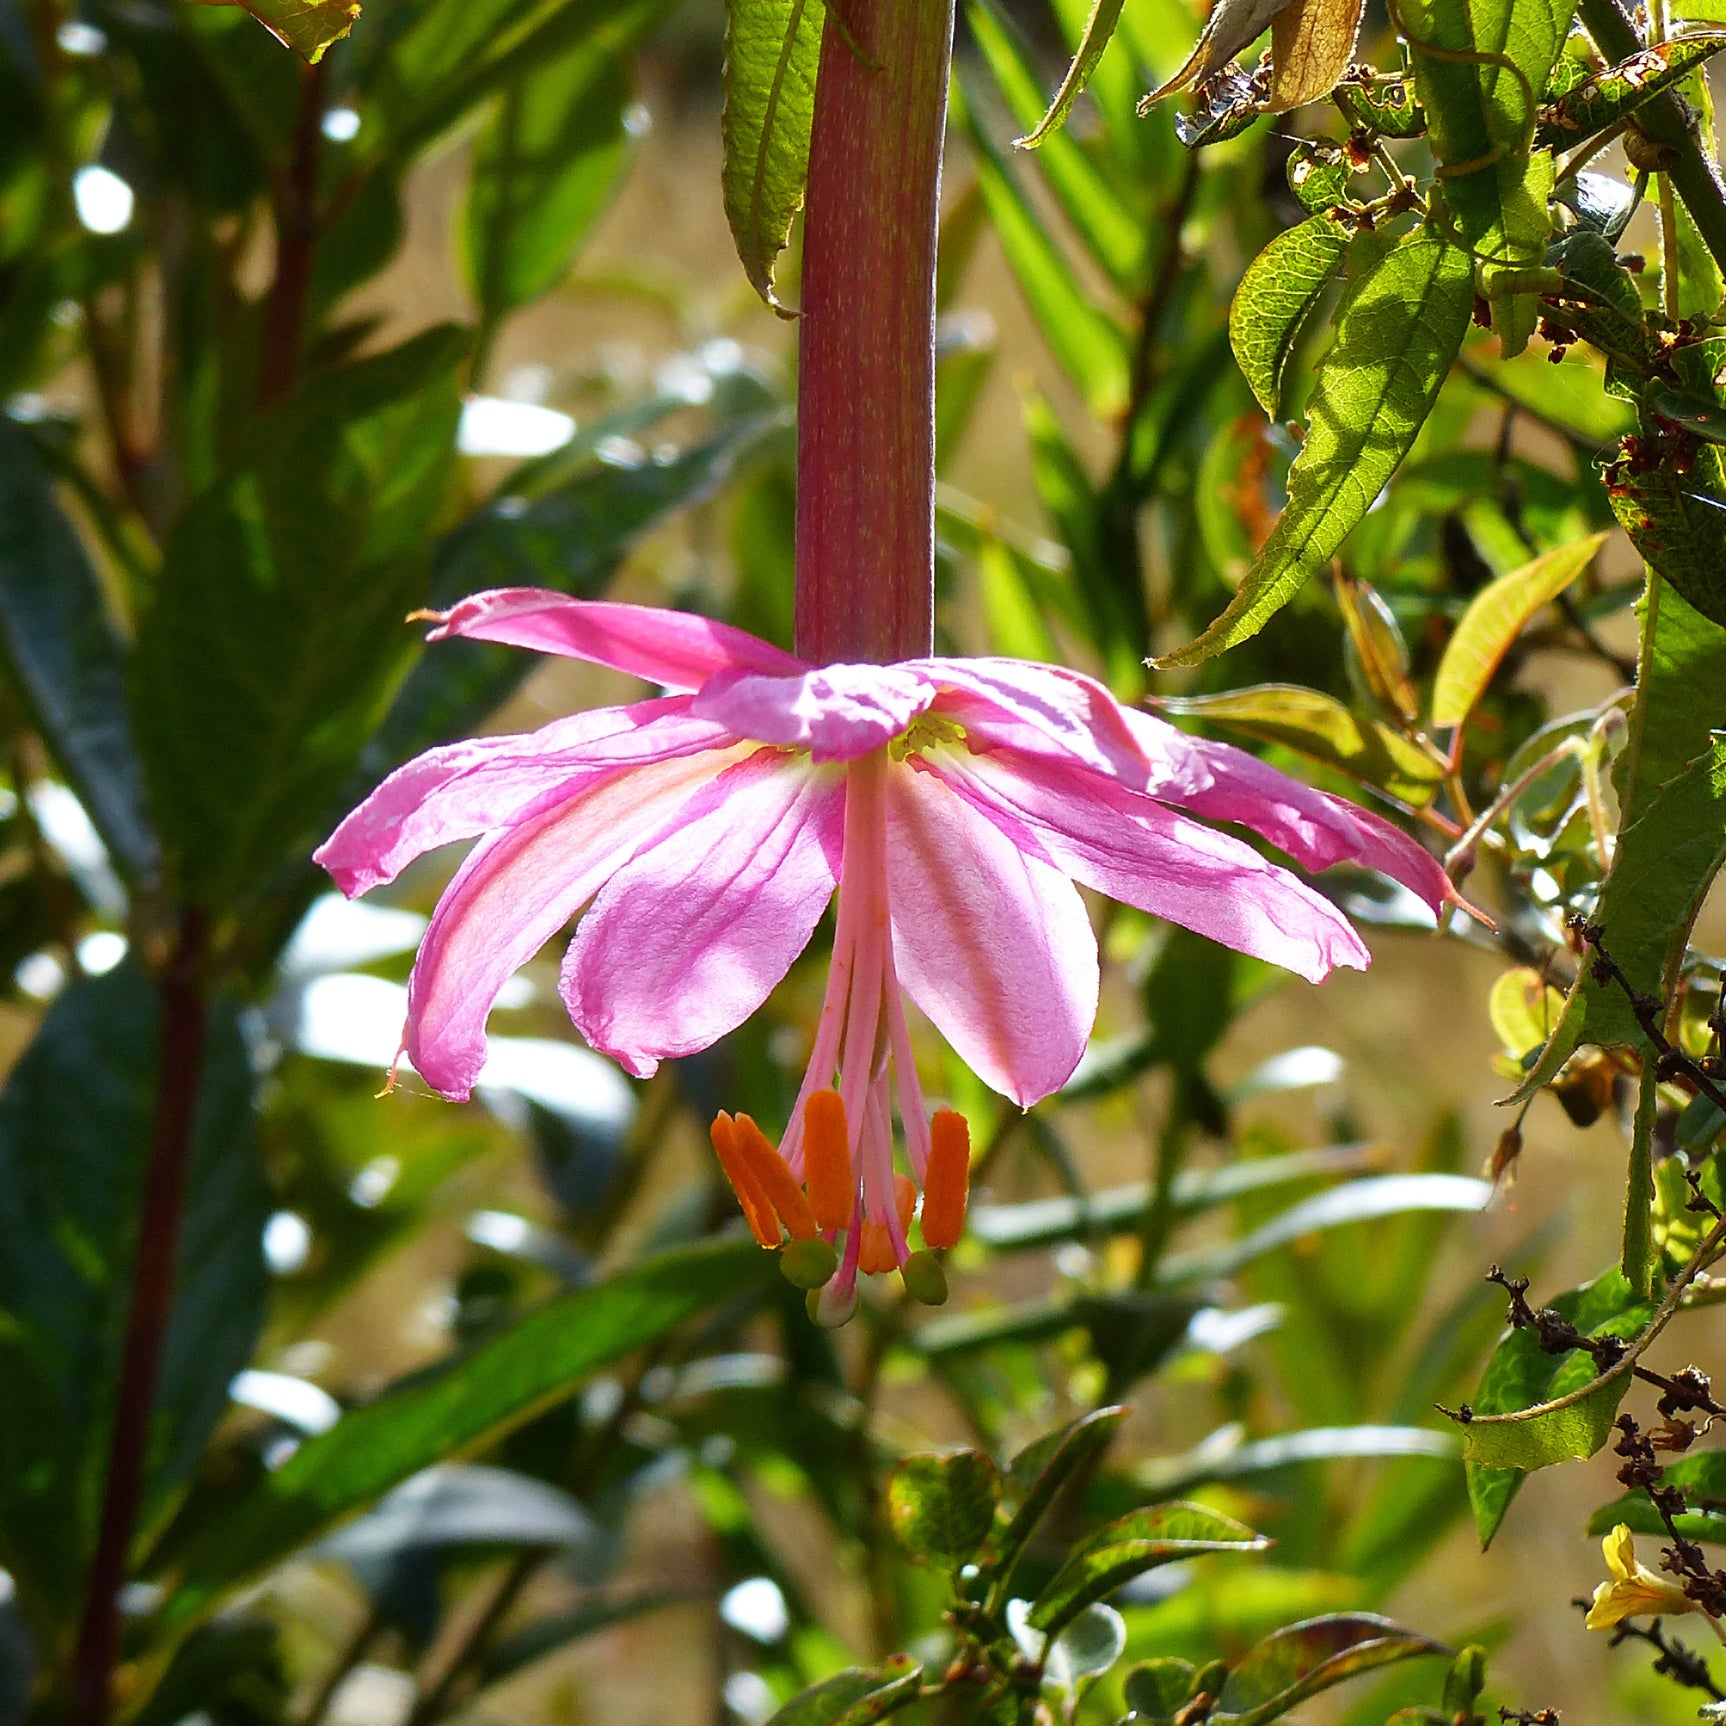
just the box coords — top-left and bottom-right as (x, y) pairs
(722, 0), (825, 312)
(0, 417), (158, 887)
(1027, 1502), (1268, 1637)
(1213, 1614), (1448, 1725)
(1159, 686), (1446, 805)
(1267, 0), (1365, 111)
(1536, 34), (1726, 149)
(1144, 0), (1293, 103)
(885, 1450), (999, 1573)
(186, 0), (358, 61)
(1231, 212), (1349, 415)
(1017, 0), (1127, 148)
(1160, 228), (1472, 665)
(1430, 532), (1608, 727)
(986, 1406), (1128, 1587)
(766, 1662), (923, 1726)
(155, 1239), (771, 1637)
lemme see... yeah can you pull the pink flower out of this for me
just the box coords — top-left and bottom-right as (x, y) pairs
(317, 590), (1452, 1318)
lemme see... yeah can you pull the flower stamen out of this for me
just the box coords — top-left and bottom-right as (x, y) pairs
(710, 1113), (781, 1248)
(921, 1109), (971, 1249)
(803, 1089), (853, 1230)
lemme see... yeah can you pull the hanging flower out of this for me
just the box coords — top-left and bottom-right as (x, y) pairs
(317, 589), (1454, 1321)
(1585, 1525), (1725, 1638)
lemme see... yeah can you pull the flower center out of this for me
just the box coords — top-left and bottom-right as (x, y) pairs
(889, 712), (967, 762)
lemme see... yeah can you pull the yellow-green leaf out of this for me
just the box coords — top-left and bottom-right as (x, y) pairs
(1430, 532), (1608, 727)
(1230, 212), (1350, 416)
(186, 0), (360, 61)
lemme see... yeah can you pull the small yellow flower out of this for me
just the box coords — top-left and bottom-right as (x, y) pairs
(1586, 1525), (1726, 1640)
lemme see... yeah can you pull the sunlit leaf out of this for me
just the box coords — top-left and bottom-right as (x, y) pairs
(188, 0), (358, 61)
(1213, 1614), (1447, 1725)
(721, 0), (824, 311)
(1266, 0), (1365, 111)
(885, 1450), (999, 1572)
(1014, 0), (1127, 147)
(1430, 533), (1608, 727)
(1535, 34), (1726, 149)
(1144, 0), (1292, 103)
(1230, 212), (1349, 416)
(1160, 228), (1472, 665)
(1027, 1502), (1268, 1636)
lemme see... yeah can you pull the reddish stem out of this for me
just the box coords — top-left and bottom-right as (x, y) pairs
(793, 0), (954, 666)
(68, 914), (209, 1726)
(258, 57), (327, 408)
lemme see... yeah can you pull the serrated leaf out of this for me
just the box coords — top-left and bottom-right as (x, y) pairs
(722, 0), (823, 313)
(1431, 533), (1608, 726)
(1027, 1502), (1267, 1637)
(1015, 0), (1126, 147)
(0, 417), (158, 887)
(886, 1450), (999, 1572)
(1267, 0), (1365, 111)
(1213, 1614), (1447, 1725)
(156, 1239), (771, 1638)
(1231, 213), (1349, 416)
(1160, 685), (1446, 804)
(1286, 142), (1354, 213)
(1160, 228), (1472, 665)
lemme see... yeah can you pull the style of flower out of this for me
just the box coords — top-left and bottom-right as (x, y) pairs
(317, 589), (1454, 1322)
(1585, 1524), (1726, 1640)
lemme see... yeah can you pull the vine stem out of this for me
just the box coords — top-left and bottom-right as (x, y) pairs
(793, 0), (954, 665)
(68, 913), (210, 1726)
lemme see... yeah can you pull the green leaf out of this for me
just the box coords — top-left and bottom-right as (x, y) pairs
(1027, 1502), (1268, 1637)
(463, 33), (637, 324)
(1047, 1603), (1126, 1688)
(721, 0), (825, 311)
(156, 1238), (772, 1636)
(1015, 0), (1126, 147)
(0, 417), (158, 887)
(200, 0), (358, 62)
(1231, 212), (1350, 417)
(1589, 1447), (1726, 1542)
(1536, 33), (1726, 148)
(765, 1664), (922, 1726)
(885, 1449), (999, 1572)
(1463, 1269), (1651, 1543)
(1122, 1658), (1201, 1725)
(954, 78), (1130, 419)
(986, 1406), (1128, 1590)
(1608, 441), (1726, 629)
(1213, 1614), (1448, 1725)
(965, 0), (1142, 293)
(1160, 228), (1472, 665)
(0, 963), (265, 1619)
(1430, 532), (1608, 726)
(0, 1315), (82, 1634)
(133, 327), (466, 907)
(1159, 686), (1446, 805)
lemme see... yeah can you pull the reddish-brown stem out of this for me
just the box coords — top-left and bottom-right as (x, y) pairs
(793, 0), (954, 666)
(68, 913), (210, 1726)
(258, 57), (327, 408)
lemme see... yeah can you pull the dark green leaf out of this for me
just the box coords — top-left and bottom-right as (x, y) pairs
(721, 0), (824, 310)
(885, 1450), (999, 1572)
(1027, 1502), (1267, 1637)
(1122, 1658), (1200, 1724)
(0, 962), (264, 1614)
(1161, 228), (1472, 665)
(134, 327), (466, 908)
(1536, 33), (1726, 148)
(156, 1238), (772, 1636)
(1608, 441), (1726, 628)
(769, 1660), (923, 1726)
(0, 417), (158, 886)
(987, 1406), (1127, 1590)
(1231, 212), (1350, 417)
(1213, 1614), (1448, 1725)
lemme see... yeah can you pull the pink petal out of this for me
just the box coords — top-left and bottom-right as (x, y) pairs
(315, 699), (733, 897)
(692, 663), (939, 761)
(884, 760), (1098, 1107)
(1121, 712), (1451, 915)
(425, 590), (805, 689)
(932, 748), (1370, 984)
(562, 752), (845, 1078)
(406, 748), (740, 1099)
(920, 657), (1152, 783)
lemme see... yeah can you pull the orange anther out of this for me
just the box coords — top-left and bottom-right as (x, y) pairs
(857, 1173), (917, 1276)
(802, 1090), (853, 1231)
(921, 1110), (971, 1249)
(710, 1113), (779, 1248)
(732, 1113), (819, 1240)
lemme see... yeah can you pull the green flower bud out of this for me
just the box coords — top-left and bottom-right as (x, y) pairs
(780, 1235), (839, 1290)
(902, 1250), (948, 1306)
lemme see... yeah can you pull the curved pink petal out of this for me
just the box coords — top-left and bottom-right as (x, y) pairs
(406, 748), (742, 1099)
(562, 752), (845, 1077)
(1121, 711), (1452, 914)
(920, 657), (1153, 784)
(884, 760), (1098, 1107)
(692, 663), (939, 761)
(930, 747), (1370, 983)
(425, 590), (804, 689)
(315, 699), (734, 897)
